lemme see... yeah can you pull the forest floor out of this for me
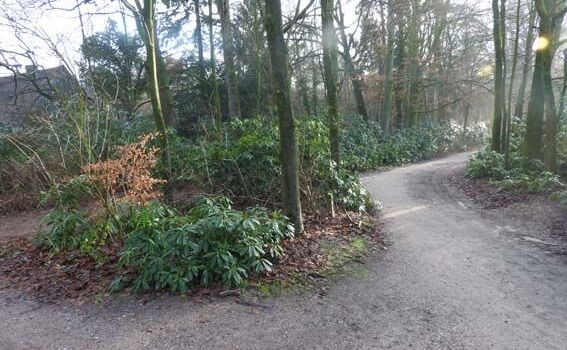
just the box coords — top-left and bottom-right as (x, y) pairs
(1, 152), (567, 349)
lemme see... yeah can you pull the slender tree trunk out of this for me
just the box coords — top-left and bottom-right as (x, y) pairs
(208, 0), (222, 133)
(320, 0), (340, 167)
(264, 0), (303, 233)
(514, 2), (537, 118)
(393, 4), (408, 129)
(154, 33), (176, 128)
(352, 78), (368, 121)
(215, 0), (241, 119)
(543, 52), (558, 171)
(430, 0), (449, 122)
(298, 74), (312, 116)
(464, 103), (470, 130)
(505, 0), (521, 162)
(252, 0), (262, 117)
(491, 0), (506, 152)
(194, 0), (205, 75)
(142, 0), (172, 183)
(543, 9), (566, 172)
(118, 2), (136, 119)
(311, 63), (320, 116)
(558, 50), (567, 122)
(406, 0), (420, 128)
(382, 0), (395, 133)
(77, 1), (92, 77)
(133, 4), (176, 128)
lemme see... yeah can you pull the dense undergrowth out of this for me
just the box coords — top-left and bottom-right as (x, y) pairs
(1, 114), (485, 294)
(466, 118), (567, 204)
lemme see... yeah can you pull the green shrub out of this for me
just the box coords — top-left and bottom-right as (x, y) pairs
(36, 175), (94, 253)
(115, 197), (293, 293)
(498, 172), (563, 192)
(175, 117), (373, 213)
(467, 149), (507, 179)
(317, 161), (374, 212)
(467, 148), (564, 194)
(340, 117), (486, 171)
(38, 175), (294, 293)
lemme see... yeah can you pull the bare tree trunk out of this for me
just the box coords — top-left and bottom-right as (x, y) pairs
(193, 0), (205, 75)
(406, 0), (420, 128)
(141, 0), (172, 187)
(491, 0), (506, 153)
(505, 0), (521, 162)
(543, 8), (566, 172)
(558, 50), (567, 122)
(252, 0), (262, 117)
(132, 3), (176, 128)
(154, 33), (177, 128)
(208, 0), (222, 134)
(543, 54), (558, 172)
(264, 0), (303, 233)
(514, 2), (536, 118)
(321, 0), (340, 167)
(429, 0), (449, 122)
(382, 0), (395, 133)
(215, 0), (241, 119)
(525, 4), (550, 162)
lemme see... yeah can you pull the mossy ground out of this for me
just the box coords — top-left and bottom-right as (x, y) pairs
(251, 221), (383, 298)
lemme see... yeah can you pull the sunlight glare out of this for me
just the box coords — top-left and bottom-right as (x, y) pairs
(477, 65), (493, 78)
(533, 36), (550, 51)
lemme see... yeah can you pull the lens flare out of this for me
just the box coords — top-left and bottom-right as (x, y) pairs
(477, 65), (493, 78)
(533, 36), (550, 51)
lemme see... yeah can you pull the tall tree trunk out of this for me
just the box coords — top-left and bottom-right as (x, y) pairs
(491, 0), (506, 153)
(505, 0), (522, 162)
(252, 0), (262, 117)
(215, 0), (241, 119)
(393, 5), (407, 129)
(429, 0), (449, 122)
(193, 0), (205, 75)
(154, 33), (176, 128)
(543, 8), (566, 172)
(141, 0), (172, 185)
(405, 0), (420, 128)
(525, 10), (550, 161)
(382, 0), (395, 133)
(558, 49), (567, 122)
(543, 52), (558, 172)
(133, 4), (176, 128)
(118, 1), (136, 119)
(208, 0), (222, 133)
(264, 0), (303, 233)
(311, 62), (320, 116)
(320, 0), (340, 167)
(514, 2), (536, 118)
(336, 0), (368, 121)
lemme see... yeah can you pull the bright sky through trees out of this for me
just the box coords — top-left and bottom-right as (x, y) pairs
(0, 0), (488, 76)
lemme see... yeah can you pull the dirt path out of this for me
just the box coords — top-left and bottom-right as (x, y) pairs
(2, 153), (567, 349)
(0, 210), (44, 240)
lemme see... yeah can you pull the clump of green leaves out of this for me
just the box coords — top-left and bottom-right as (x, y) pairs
(177, 117), (374, 213)
(340, 116), (486, 171)
(36, 175), (97, 254)
(467, 148), (564, 194)
(115, 197), (293, 293)
(467, 149), (508, 179)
